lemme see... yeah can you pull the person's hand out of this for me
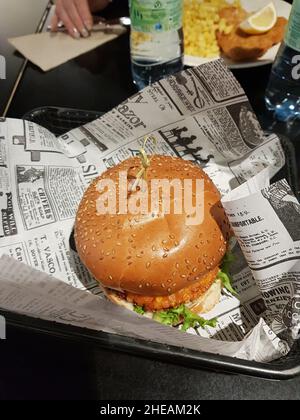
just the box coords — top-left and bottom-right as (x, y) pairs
(51, 0), (110, 38)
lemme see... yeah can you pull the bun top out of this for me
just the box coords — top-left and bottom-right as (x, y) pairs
(75, 155), (231, 296)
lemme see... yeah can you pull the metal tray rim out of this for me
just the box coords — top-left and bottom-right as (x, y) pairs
(2, 309), (300, 381)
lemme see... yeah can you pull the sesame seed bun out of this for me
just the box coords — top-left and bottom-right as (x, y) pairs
(75, 155), (230, 309)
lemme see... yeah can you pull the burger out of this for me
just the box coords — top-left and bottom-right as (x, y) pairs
(75, 155), (233, 331)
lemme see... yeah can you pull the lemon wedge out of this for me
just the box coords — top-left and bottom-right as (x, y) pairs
(239, 2), (277, 35)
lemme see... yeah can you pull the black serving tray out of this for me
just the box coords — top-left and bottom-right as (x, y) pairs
(2, 105), (298, 380)
(23, 106), (103, 136)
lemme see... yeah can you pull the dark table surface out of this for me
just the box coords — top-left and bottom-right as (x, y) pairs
(1, 0), (300, 400)
(0, 0), (51, 114)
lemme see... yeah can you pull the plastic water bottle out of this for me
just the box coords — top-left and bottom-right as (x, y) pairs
(265, 0), (300, 122)
(129, 0), (184, 89)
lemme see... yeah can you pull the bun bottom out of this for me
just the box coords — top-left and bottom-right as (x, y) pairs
(104, 279), (222, 318)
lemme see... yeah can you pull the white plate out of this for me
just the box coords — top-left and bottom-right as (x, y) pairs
(184, 0), (291, 69)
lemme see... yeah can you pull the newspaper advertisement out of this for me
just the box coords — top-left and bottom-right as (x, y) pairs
(0, 59), (298, 362)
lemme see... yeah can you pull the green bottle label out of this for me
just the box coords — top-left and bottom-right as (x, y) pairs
(130, 0), (183, 33)
(285, 0), (300, 51)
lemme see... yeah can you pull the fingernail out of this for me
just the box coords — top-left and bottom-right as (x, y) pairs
(73, 28), (80, 39)
(84, 21), (93, 31)
(82, 28), (90, 38)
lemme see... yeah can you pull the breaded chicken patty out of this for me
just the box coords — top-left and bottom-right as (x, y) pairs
(123, 267), (219, 312)
(217, 7), (287, 61)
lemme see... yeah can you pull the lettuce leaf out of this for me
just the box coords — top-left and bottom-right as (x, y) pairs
(133, 305), (145, 314)
(153, 304), (217, 332)
(217, 250), (237, 295)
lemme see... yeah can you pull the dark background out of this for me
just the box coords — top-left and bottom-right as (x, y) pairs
(0, 0), (300, 400)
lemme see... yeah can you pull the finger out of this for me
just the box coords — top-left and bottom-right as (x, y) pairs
(51, 0), (64, 31)
(75, 0), (93, 30)
(67, 1), (90, 37)
(50, 13), (59, 32)
(58, 6), (81, 39)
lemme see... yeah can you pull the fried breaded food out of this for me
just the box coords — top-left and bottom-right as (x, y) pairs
(217, 7), (287, 61)
(218, 6), (248, 26)
(125, 267), (219, 312)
